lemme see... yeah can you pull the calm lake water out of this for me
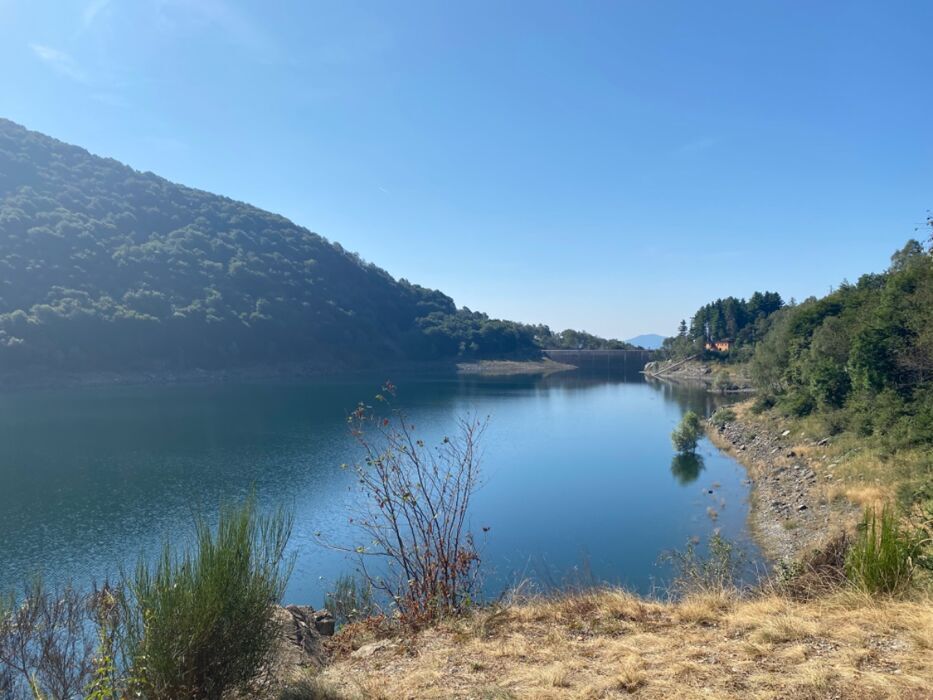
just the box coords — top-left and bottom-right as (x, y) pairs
(0, 371), (762, 605)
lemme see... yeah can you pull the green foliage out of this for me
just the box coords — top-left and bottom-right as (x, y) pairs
(713, 371), (733, 393)
(671, 410), (703, 453)
(662, 291), (784, 360)
(534, 326), (635, 351)
(749, 238), (933, 458)
(324, 574), (377, 627)
(709, 407), (736, 428)
(0, 119), (545, 372)
(123, 497), (294, 699)
(1, 503), (297, 699)
(845, 505), (920, 595)
(690, 291), (783, 348)
(777, 390), (816, 418)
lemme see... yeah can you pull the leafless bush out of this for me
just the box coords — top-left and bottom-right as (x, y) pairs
(0, 580), (97, 699)
(340, 383), (488, 624)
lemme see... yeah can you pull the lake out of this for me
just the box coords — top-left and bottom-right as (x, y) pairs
(0, 370), (762, 605)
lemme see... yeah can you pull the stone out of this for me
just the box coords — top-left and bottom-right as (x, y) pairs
(781, 429), (791, 437)
(275, 605), (326, 670)
(313, 609), (336, 637)
(351, 639), (395, 659)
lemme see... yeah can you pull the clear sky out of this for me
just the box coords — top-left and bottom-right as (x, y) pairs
(1, 1), (931, 339)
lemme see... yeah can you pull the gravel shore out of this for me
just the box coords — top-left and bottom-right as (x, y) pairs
(706, 409), (858, 563)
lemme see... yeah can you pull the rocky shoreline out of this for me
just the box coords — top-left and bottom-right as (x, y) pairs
(456, 358), (576, 376)
(644, 358), (755, 393)
(706, 408), (857, 563)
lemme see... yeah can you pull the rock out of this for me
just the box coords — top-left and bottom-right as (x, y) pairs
(275, 605), (326, 670)
(781, 429), (791, 437)
(351, 639), (395, 659)
(313, 610), (336, 637)
(285, 604), (335, 638)
(817, 437), (830, 446)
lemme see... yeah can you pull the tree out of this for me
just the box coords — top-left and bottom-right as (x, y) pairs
(671, 411), (703, 453)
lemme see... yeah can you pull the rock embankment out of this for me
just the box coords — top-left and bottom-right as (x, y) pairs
(643, 359), (753, 392)
(707, 416), (853, 563)
(255, 605), (334, 695)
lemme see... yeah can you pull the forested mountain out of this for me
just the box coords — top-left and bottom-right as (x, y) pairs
(0, 119), (542, 372)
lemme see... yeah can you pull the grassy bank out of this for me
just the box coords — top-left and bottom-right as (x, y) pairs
(281, 395), (933, 699)
(711, 399), (931, 536)
(297, 589), (933, 699)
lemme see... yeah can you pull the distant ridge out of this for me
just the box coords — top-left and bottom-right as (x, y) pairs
(626, 333), (665, 350)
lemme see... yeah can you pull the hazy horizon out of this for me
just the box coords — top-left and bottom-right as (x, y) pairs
(2, 1), (931, 337)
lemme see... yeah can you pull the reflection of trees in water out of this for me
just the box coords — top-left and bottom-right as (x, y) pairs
(670, 452), (705, 485)
(643, 377), (734, 417)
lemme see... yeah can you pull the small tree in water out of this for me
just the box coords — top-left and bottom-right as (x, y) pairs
(672, 411), (703, 453)
(342, 383), (488, 625)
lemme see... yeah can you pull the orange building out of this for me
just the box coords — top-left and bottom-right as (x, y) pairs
(705, 339), (733, 352)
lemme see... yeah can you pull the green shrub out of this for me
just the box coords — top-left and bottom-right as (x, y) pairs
(778, 390), (816, 418)
(709, 407), (736, 428)
(671, 411), (703, 453)
(713, 371), (733, 394)
(845, 505), (919, 594)
(124, 497), (294, 699)
(750, 394), (776, 414)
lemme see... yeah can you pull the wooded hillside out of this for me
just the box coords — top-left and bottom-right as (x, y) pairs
(0, 120), (543, 371)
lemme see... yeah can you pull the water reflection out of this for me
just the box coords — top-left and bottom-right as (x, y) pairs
(670, 452), (705, 485)
(0, 370), (762, 602)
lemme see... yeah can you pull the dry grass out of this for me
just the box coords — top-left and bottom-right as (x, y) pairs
(736, 399), (929, 514)
(307, 588), (933, 699)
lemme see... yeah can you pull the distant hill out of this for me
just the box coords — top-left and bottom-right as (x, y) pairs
(0, 119), (541, 372)
(626, 333), (665, 349)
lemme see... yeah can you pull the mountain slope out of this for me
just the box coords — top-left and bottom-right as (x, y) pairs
(626, 333), (665, 349)
(0, 119), (536, 372)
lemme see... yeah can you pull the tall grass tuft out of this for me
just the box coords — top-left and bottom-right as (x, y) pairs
(325, 574), (377, 628)
(123, 496), (294, 699)
(845, 504), (918, 595)
(663, 533), (744, 596)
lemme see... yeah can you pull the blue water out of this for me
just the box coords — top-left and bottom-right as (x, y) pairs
(0, 372), (761, 605)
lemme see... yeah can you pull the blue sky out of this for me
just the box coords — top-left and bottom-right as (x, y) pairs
(1, 1), (931, 338)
